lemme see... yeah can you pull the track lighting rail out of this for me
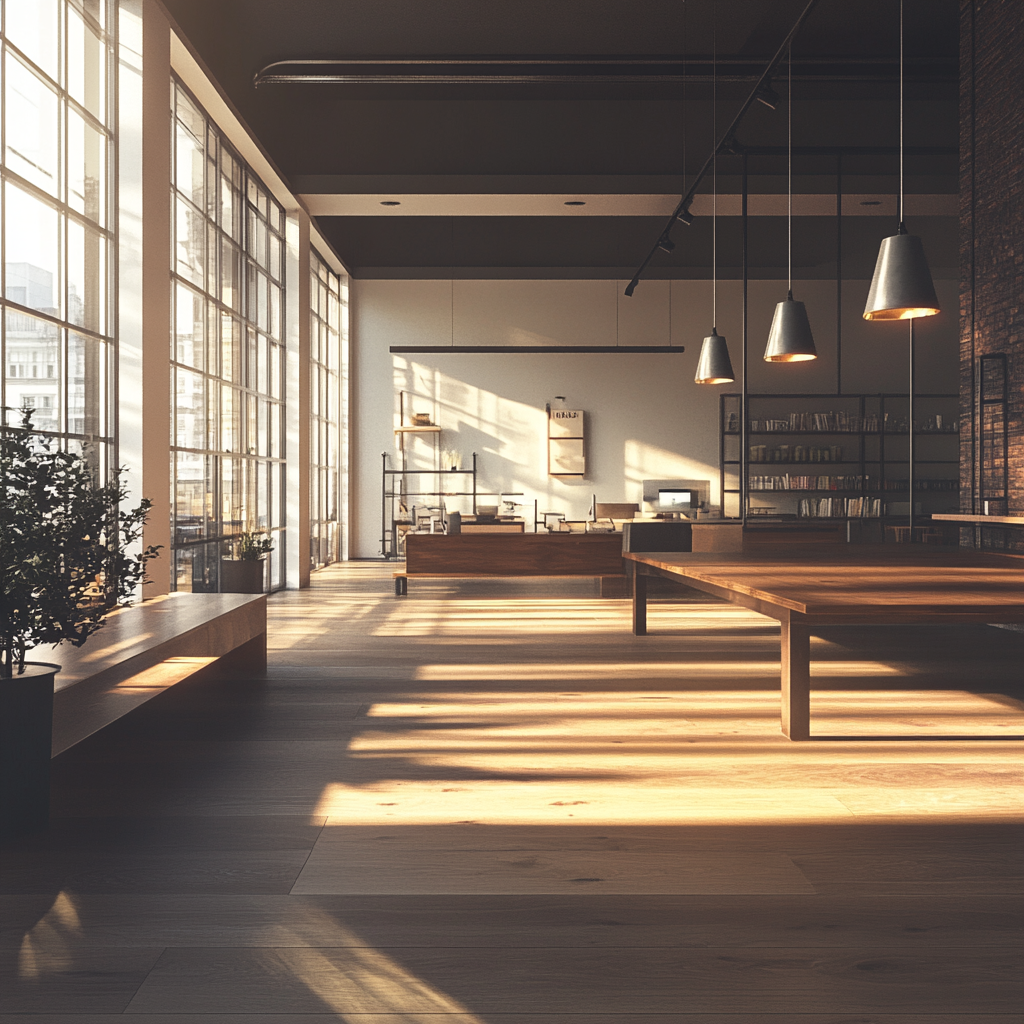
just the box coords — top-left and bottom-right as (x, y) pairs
(624, 0), (823, 297)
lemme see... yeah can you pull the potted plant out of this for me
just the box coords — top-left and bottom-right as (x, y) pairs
(220, 529), (273, 594)
(1, 411), (160, 837)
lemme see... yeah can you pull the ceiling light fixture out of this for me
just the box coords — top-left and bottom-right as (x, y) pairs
(564, 200), (586, 206)
(863, 0), (940, 321)
(675, 207), (694, 226)
(764, 51), (817, 363)
(696, 1), (735, 386)
(657, 236), (675, 253)
(380, 200), (401, 206)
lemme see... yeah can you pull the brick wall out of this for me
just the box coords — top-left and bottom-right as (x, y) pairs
(960, 0), (1024, 525)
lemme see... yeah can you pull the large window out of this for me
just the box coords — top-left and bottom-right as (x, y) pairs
(170, 79), (285, 593)
(309, 249), (342, 569)
(1, 0), (115, 476)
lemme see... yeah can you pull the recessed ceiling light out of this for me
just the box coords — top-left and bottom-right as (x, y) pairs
(564, 200), (586, 206)
(380, 200), (401, 206)
(860, 200), (882, 206)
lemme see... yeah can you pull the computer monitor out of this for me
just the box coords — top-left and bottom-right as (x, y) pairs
(641, 478), (710, 514)
(658, 489), (692, 511)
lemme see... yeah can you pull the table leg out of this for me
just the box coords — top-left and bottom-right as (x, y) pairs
(632, 571), (647, 636)
(781, 616), (810, 740)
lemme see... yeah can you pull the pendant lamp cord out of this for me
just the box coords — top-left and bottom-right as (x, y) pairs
(898, 0), (904, 229)
(712, 0), (717, 329)
(788, 47), (792, 298)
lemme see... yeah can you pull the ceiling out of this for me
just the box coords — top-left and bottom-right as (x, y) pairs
(160, 0), (960, 280)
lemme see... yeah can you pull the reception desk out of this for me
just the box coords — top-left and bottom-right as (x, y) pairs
(396, 533), (625, 595)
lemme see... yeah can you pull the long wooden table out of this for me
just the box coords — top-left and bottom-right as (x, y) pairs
(625, 547), (1024, 740)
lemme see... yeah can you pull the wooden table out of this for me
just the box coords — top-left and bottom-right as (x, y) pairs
(625, 547), (1024, 740)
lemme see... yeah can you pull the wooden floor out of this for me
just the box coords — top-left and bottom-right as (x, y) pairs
(1, 561), (1022, 1021)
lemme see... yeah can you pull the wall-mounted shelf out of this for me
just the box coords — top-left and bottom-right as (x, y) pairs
(394, 425), (441, 434)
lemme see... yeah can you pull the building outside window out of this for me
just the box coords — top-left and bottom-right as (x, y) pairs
(1, 0), (115, 477)
(170, 78), (286, 593)
(309, 248), (343, 569)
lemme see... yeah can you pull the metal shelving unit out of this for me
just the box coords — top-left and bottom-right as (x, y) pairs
(721, 392), (959, 523)
(380, 452), (478, 559)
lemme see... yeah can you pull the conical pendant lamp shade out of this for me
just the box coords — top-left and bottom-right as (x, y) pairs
(763, 292), (817, 362)
(694, 330), (734, 384)
(863, 230), (940, 320)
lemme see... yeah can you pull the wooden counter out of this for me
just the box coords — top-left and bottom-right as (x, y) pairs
(397, 532), (625, 594)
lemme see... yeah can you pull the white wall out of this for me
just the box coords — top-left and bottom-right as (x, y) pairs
(351, 276), (958, 558)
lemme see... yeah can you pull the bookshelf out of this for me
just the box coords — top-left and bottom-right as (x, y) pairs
(720, 393), (960, 522)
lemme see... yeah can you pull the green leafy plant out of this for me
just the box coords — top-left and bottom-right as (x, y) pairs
(0, 410), (161, 678)
(235, 530), (274, 562)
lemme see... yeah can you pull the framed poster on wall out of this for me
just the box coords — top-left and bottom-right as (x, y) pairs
(549, 410), (585, 476)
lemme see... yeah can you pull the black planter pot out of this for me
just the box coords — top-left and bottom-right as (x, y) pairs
(220, 559), (266, 594)
(0, 662), (59, 839)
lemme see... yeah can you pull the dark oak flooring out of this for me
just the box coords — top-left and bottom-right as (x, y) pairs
(1, 563), (1022, 1021)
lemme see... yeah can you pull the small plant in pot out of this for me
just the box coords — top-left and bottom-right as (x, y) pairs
(0, 410), (160, 836)
(220, 529), (273, 594)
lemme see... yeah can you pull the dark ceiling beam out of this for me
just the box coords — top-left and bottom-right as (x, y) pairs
(253, 56), (955, 87)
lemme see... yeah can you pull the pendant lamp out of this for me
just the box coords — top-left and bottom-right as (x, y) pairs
(764, 52), (816, 363)
(695, 330), (735, 383)
(695, 8), (735, 385)
(862, 4), (940, 321)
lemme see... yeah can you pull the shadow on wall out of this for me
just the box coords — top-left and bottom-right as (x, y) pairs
(393, 360), (714, 517)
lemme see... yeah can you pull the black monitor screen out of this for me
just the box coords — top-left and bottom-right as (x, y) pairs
(659, 489), (692, 510)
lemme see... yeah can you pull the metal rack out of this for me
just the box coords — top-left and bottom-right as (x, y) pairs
(380, 452), (478, 559)
(721, 392), (960, 522)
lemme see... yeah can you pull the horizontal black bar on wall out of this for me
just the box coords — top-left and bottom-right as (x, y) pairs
(390, 345), (686, 354)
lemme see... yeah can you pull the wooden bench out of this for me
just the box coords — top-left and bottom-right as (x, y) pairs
(395, 533), (625, 596)
(47, 593), (266, 755)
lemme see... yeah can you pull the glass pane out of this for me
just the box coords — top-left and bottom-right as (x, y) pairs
(221, 456), (243, 535)
(257, 396), (268, 456)
(4, 309), (60, 433)
(175, 367), (205, 450)
(5, 54), (59, 196)
(271, 463), (282, 528)
(67, 6), (106, 122)
(257, 459), (269, 529)
(246, 326), (258, 390)
(257, 333), (268, 395)
(67, 217), (107, 334)
(269, 282), (280, 341)
(68, 332), (105, 437)
(174, 283), (204, 368)
(175, 196), (205, 287)
(269, 401), (281, 458)
(269, 233), (281, 281)
(5, 0), (60, 82)
(5, 183), (60, 317)
(175, 85), (204, 145)
(269, 342), (282, 398)
(205, 377), (219, 450)
(246, 392), (257, 455)
(206, 157), (217, 220)
(175, 451), (213, 544)
(175, 119), (204, 208)
(220, 237), (240, 309)
(220, 313), (240, 384)
(221, 384), (239, 452)
(67, 107), (106, 224)
(257, 271), (268, 332)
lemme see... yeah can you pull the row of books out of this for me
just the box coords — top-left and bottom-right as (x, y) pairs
(742, 413), (959, 434)
(748, 444), (844, 463)
(797, 497), (883, 518)
(749, 475), (876, 492)
(882, 479), (959, 491)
